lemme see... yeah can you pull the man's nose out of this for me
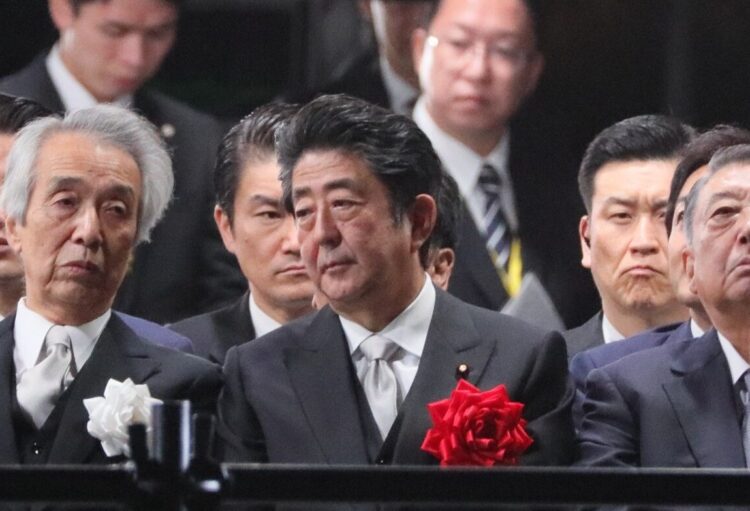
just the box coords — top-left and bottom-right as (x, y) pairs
(461, 42), (493, 81)
(119, 34), (146, 69)
(72, 207), (103, 250)
(630, 215), (662, 254)
(281, 215), (302, 254)
(312, 207), (341, 248)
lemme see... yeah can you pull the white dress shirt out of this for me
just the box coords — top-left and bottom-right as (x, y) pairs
(46, 45), (132, 111)
(690, 318), (706, 339)
(13, 298), (110, 383)
(413, 98), (517, 233)
(379, 56), (418, 116)
(601, 314), (625, 344)
(718, 331), (750, 387)
(340, 275), (436, 403)
(248, 293), (282, 339)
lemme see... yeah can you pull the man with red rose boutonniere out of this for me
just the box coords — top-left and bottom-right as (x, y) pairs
(216, 94), (575, 467)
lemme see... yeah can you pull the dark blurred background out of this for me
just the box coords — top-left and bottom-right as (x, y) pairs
(2, 0), (749, 157)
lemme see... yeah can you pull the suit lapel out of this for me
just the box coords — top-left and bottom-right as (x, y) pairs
(284, 308), (370, 464)
(663, 330), (745, 467)
(451, 211), (507, 309)
(388, 291), (495, 464)
(47, 316), (161, 463)
(211, 293), (255, 364)
(0, 316), (19, 463)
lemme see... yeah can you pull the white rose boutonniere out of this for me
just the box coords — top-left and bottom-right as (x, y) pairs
(84, 378), (163, 457)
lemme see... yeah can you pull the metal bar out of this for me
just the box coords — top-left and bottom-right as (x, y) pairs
(224, 465), (750, 506)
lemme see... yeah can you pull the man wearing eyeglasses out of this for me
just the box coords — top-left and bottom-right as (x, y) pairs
(412, 0), (596, 328)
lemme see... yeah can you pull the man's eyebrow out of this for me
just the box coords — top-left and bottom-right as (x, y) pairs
(601, 196), (637, 208)
(47, 176), (83, 193)
(248, 194), (282, 208)
(704, 190), (745, 210)
(291, 177), (362, 201)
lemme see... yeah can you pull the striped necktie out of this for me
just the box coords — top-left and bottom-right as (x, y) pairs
(478, 163), (513, 267)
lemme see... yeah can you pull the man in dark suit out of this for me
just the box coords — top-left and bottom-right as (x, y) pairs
(569, 126), (750, 426)
(170, 104), (315, 364)
(0, 0), (244, 323)
(577, 142), (750, 467)
(217, 94), (574, 466)
(411, 0), (595, 328)
(563, 115), (694, 357)
(0, 105), (221, 464)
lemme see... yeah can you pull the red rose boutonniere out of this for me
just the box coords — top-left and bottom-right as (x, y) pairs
(421, 379), (533, 466)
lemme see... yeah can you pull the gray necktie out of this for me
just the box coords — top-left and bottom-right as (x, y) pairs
(17, 326), (76, 429)
(478, 164), (512, 267)
(359, 335), (400, 441)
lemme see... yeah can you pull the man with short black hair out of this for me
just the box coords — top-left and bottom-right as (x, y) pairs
(564, 115), (694, 357)
(217, 94), (574, 466)
(0, 0), (244, 323)
(170, 103), (315, 364)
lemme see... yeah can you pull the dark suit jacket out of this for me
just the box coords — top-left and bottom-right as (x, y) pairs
(0, 313), (222, 464)
(217, 288), (575, 466)
(169, 293), (255, 365)
(577, 328), (745, 467)
(569, 320), (691, 429)
(116, 312), (193, 353)
(0, 53), (246, 323)
(563, 311), (604, 358)
(442, 110), (598, 329)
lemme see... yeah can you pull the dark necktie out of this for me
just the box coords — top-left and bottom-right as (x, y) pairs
(478, 164), (513, 267)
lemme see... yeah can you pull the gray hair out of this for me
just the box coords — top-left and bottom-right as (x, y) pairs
(684, 143), (750, 246)
(0, 105), (173, 244)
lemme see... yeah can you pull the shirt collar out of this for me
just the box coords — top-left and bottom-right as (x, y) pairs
(14, 298), (111, 378)
(340, 274), (436, 359)
(601, 313), (626, 344)
(689, 318), (705, 339)
(717, 330), (750, 386)
(46, 45), (132, 111)
(379, 55), (418, 116)
(249, 293), (283, 338)
(413, 98), (512, 204)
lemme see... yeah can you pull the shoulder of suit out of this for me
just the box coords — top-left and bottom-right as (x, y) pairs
(135, 87), (221, 131)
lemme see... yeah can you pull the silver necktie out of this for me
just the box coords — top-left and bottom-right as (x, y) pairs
(359, 335), (400, 441)
(17, 325), (76, 429)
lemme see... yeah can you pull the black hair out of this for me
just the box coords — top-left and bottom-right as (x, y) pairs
(665, 125), (750, 235)
(277, 94), (443, 267)
(0, 94), (52, 135)
(214, 102), (299, 224)
(578, 115), (696, 213)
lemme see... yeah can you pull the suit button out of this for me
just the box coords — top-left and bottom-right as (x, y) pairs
(376, 458), (385, 465)
(31, 442), (41, 455)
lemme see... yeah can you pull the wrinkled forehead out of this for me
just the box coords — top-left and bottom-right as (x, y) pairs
(697, 163), (750, 207)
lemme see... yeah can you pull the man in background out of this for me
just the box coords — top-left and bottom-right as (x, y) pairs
(412, 0), (594, 328)
(0, 0), (244, 323)
(564, 115), (693, 357)
(170, 104), (315, 364)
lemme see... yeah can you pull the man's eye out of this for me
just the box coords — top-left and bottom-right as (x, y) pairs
(258, 211), (282, 220)
(675, 210), (684, 225)
(101, 26), (127, 38)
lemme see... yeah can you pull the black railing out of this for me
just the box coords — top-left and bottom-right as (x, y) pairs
(3, 401), (749, 509)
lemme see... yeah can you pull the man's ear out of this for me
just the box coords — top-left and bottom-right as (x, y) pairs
(684, 247), (698, 295)
(412, 27), (428, 82)
(49, 0), (76, 31)
(4, 215), (22, 256)
(579, 215), (592, 269)
(428, 247), (455, 290)
(408, 194), (437, 252)
(214, 205), (237, 256)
